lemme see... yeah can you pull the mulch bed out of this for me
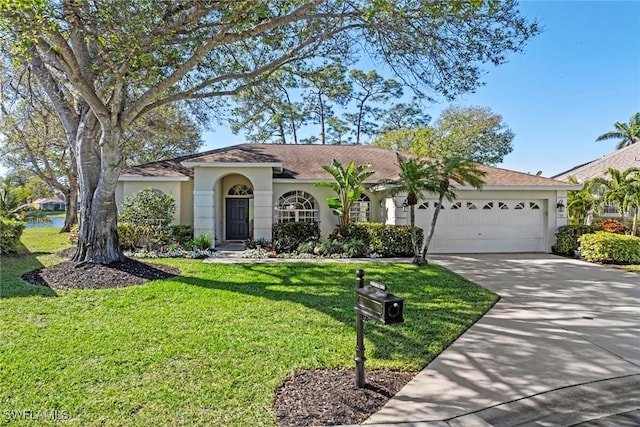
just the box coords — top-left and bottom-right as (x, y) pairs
(21, 248), (179, 290)
(274, 368), (417, 426)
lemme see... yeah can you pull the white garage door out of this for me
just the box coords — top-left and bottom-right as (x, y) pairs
(416, 200), (546, 253)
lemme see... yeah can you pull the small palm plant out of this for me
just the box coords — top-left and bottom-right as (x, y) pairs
(566, 177), (600, 225)
(315, 159), (374, 225)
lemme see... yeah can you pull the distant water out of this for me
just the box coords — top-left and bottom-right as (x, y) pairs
(26, 218), (66, 228)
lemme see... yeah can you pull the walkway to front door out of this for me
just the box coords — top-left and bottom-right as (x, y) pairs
(225, 198), (249, 240)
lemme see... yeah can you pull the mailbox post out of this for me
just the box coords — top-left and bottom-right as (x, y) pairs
(354, 269), (404, 388)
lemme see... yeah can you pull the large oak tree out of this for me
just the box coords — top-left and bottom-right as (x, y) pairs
(0, 0), (538, 264)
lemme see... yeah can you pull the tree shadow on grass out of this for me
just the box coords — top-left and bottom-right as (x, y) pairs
(174, 262), (496, 369)
(1, 245), (59, 298)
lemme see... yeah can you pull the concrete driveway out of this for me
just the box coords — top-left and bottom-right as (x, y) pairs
(366, 253), (640, 426)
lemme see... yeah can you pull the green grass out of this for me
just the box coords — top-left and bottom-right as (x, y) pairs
(617, 265), (640, 273)
(1, 228), (497, 426)
(40, 210), (66, 219)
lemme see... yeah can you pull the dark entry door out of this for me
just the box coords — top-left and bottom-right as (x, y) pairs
(226, 198), (249, 240)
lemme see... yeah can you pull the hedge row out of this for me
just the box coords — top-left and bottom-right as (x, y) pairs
(579, 232), (640, 264)
(553, 224), (601, 255)
(331, 223), (422, 257)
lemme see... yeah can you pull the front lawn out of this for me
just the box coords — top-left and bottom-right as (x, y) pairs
(1, 228), (497, 426)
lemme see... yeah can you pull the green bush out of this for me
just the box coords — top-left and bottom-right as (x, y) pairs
(119, 188), (176, 227)
(296, 238), (368, 258)
(191, 233), (212, 250)
(553, 224), (601, 255)
(244, 238), (273, 250)
(169, 225), (193, 246)
(330, 223), (372, 245)
(0, 219), (26, 254)
(579, 231), (640, 264)
(368, 224), (421, 257)
(273, 221), (320, 253)
(118, 188), (175, 249)
(332, 223), (421, 257)
(117, 222), (144, 250)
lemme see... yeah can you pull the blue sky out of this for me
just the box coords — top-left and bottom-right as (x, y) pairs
(203, 1), (640, 178)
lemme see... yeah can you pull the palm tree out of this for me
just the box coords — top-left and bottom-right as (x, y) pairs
(420, 155), (486, 262)
(592, 167), (640, 231)
(595, 112), (640, 149)
(384, 153), (438, 264)
(566, 177), (600, 225)
(315, 159), (374, 225)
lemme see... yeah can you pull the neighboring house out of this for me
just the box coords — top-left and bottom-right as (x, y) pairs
(32, 198), (65, 211)
(553, 143), (640, 217)
(117, 144), (578, 254)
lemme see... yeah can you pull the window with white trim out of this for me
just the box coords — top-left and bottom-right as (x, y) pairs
(275, 191), (319, 223)
(350, 193), (371, 222)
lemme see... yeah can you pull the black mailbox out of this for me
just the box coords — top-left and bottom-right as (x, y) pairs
(354, 280), (404, 325)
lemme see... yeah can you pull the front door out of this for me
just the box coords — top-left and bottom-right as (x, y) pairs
(226, 198), (249, 240)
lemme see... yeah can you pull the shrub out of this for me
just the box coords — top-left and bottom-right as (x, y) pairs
(579, 231), (640, 264)
(273, 221), (320, 253)
(593, 218), (628, 235)
(169, 225), (193, 246)
(119, 188), (176, 227)
(118, 188), (175, 249)
(342, 239), (369, 257)
(330, 223), (372, 245)
(553, 224), (601, 255)
(331, 223), (421, 257)
(0, 219), (25, 254)
(244, 237), (273, 250)
(191, 233), (212, 250)
(117, 222), (142, 250)
(368, 224), (420, 257)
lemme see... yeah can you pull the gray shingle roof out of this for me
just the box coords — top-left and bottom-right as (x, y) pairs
(553, 143), (640, 182)
(120, 143), (574, 187)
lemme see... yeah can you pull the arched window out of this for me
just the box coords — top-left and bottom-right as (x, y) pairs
(350, 193), (371, 222)
(275, 191), (318, 223)
(228, 184), (253, 196)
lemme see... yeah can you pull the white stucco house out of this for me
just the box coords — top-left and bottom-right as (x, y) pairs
(116, 143), (579, 253)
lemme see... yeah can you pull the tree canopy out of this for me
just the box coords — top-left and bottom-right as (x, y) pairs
(0, 0), (539, 264)
(373, 105), (515, 165)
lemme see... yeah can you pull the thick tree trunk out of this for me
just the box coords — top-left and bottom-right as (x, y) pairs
(72, 115), (124, 264)
(60, 187), (78, 233)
